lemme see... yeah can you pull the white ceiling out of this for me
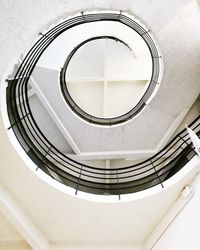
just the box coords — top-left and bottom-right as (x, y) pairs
(0, 0), (200, 249)
(0, 116), (200, 249)
(24, 0), (200, 161)
(66, 38), (150, 118)
(0, 212), (31, 250)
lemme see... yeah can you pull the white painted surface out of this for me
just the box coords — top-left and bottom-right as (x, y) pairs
(29, 76), (80, 154)
(0, 184), (49, 250)
(0, 244), (31, 250)
(50, 242), (144, 250)
(0, 212), (31, 250)
(1, 114), (200, 245)
(173, 97), (200, 136)
(68, 80), (104, 117)
(0, 0), (200, 249)
(37, 19), (152, 71)
(146, 167), (200, 250)
(66, 38), (150, 118)
(1, 1), (199, 158)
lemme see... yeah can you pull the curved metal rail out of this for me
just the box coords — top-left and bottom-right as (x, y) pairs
(60, 24), (161, 125)
(6, 11), (200, 198)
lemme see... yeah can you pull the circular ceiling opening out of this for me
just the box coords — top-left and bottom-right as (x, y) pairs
(64, 36), (152, 119)
(60, 15), (162, 126)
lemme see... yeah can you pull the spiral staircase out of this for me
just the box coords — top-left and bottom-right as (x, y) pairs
(0, 1), (200, 250)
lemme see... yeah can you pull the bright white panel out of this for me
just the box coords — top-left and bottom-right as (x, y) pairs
(67, 39), (104, 78)
(104, 80), (148, 117)
(105, 39), (151, 80)
(67, 81), (104, 117)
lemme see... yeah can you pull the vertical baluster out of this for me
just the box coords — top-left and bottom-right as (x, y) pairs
(150, 160), (164, 188)
(116, 170), (121, 200)
(81, 11), (86, 22)
(36, 146), (52, 171)
(75, 166), (83, 195)
(179, 134), (189, 146)
(7, 112), (30, 130)
(179, 134), (196, 155)
(118, 10), (122, 20)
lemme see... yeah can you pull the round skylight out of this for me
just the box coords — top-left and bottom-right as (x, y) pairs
(60, 14), (162, 125)
(64, 36), (152, 119)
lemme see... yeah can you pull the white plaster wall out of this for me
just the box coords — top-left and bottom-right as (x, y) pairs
(0, 212), (31, 250)
(0, 0), (200, 248)
(173, 97), (200, 136)
(149, 172), (200, 250)
(0, 244), (31, 250)
(0, 0), (110, 78)
(0, 0), (190, 78)
(50, 243), (144, 250)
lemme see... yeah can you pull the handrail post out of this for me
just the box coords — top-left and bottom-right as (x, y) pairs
(81, 11), (86, 22)
(36, 146), (52, 171)
(116, 170), (121, 200)
(7, 112), (30, 130)
(150, 160), (164, 188)
(75, 166), (83, 195)
(179, 134), (196, 154)
(179, 134), (189, 145)
(118, 10), (122, 19)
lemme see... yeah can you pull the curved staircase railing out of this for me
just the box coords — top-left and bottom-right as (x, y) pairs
(5, 11), (200, 198)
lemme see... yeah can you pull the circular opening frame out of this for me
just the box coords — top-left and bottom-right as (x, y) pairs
(60, 14), (162, 126)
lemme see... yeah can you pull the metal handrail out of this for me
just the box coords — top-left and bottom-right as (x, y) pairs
(6, 11), (200, 198)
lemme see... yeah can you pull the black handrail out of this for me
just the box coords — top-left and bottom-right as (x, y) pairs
(6, 11), (200, 198)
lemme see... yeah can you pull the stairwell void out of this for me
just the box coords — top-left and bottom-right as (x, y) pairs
(2, 10), (200, 201)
